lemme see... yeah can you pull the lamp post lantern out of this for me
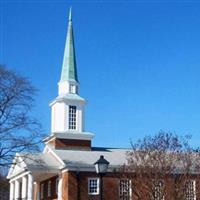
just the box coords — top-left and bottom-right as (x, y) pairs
(94, 155), (110, 200)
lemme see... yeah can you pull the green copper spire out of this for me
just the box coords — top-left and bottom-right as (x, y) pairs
(60, 8), (78, 82)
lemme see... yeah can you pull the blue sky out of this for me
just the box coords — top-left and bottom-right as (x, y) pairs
(1, 1), (200, 148)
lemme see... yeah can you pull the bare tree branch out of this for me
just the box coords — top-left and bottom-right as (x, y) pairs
(0, 65), (45, 168)
(124, 131), (200, 200)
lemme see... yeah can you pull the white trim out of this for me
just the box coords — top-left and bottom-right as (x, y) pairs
(119, 179), (132, 200)
(44, 145), (65, 166)
(185, 179), (196, 200)
(42, 145), (49, 153)
(44, 132), (94, 142)
(194, 180), (196, 200)
(43, 137), (56, 145)
(49, 96), (86, 107)
(9, 171), (30, 182)
(7, 153), (28, 179)
(58, 80), (79, 86)
(57, 174), (63, 200)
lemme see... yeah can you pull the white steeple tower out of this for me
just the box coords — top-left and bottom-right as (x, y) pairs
(46, 9), (94, 150)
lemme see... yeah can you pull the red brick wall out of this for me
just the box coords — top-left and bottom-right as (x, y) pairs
(66, 171), (121, 200)
(38, 172), (200, 200)
(40, 176), (58, 200)
(62, 171), (78, 200)
(47, 138), (91, 150)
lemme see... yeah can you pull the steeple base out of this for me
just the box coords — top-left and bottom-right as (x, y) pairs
(44, 132), (94, 150)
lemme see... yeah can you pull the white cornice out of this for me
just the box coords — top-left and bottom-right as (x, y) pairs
(44, 132), (95, 143)
(9, 171), (30, 182)
(49, 94), (86, 107)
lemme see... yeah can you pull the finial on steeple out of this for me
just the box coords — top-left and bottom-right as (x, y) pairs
(69, 7), (72, 21)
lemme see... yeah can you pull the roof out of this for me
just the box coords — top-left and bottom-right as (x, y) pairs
(7, 153), (61, 179)
(8, 146), (200, 180)
(7, 146), (130, 179)
(22, 153), (61, 170)
(60, 8), (78, 83)
(52, 147), (129, 170)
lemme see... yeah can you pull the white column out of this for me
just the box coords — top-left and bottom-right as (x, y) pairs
(58, 174), (63, 200)
(14, 180), (20, 200)
(9, 181), (14, 200)
(34, 182), (40, 200)
(21, 176), (27, 199)
(27, 173), (33, 200)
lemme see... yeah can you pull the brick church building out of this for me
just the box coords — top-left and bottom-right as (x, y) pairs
(7, 9), (130, 200)
(7, 9), (198, 200)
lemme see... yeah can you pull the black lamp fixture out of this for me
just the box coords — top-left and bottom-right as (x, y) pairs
(94, 155), (110, 200)
(94, 155), (110, 175)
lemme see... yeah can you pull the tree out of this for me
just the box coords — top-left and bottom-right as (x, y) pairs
(0, 65), (44, 167)
(124, 131), (200, 200)
(0, 170), (9, 200)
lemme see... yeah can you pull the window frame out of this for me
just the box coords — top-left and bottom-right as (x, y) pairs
(68, 105), (77, 130)
(185, 179), (196, 200)
(47, 180), (51, 197)
(56, 177), (59, 195)
(40, 183), (44, 199)
(88, 177), (100, 195)
(153, 180), (165, 200)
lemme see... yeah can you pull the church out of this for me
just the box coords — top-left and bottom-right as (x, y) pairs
(7, 9), (129, 200)
(7, 8), (199, 200)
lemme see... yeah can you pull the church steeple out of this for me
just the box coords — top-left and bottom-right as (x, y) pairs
(60, 8), (78, 83)
(48, 8), (94, 150)
(59, 8), (79, 95)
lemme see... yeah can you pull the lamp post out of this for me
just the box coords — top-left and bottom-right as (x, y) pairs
(94, 155), (110, 200)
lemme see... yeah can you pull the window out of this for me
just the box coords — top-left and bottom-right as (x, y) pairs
(154, 180), (164, 200)
(88, 178), (99, 195)
(119, 179), (131, 200)
(40, 183), (44, 199)
(68, 105), (77, 130)
(70, 84), (76, 94)
(47, 180), (51, 197)
(185, 180), (196, 200)
(56, 177), (59, 194)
